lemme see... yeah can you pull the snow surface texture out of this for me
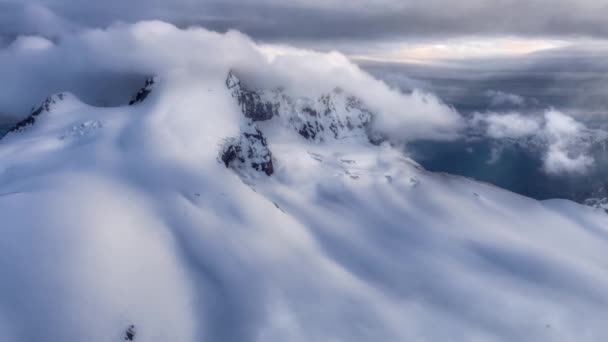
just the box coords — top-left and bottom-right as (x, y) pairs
(1, 22), (608, 342)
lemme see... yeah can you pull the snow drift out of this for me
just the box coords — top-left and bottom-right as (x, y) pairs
(1, 21), (608, 342)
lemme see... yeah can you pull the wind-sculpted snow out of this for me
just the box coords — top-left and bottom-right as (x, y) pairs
(1, 22), (608, 342)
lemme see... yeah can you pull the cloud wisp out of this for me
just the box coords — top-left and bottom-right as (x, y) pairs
(472, 110), (607, 175)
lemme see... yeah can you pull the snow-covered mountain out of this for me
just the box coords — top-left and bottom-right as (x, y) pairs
(1, 67), (608, 342)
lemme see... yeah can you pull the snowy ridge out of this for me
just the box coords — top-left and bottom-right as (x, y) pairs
(1, 67), (608, 342)
(6, 93), (67, 134)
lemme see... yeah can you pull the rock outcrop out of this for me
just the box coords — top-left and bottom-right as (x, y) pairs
(220, 121), (274, 176)
(221, 72), (377, 176)
(226, 72), (374, 143)
(227, 71), (277, 121)
(7, 93), (65, 134)
(129, 77), (157, 106)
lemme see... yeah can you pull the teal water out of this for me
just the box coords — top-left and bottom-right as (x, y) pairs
(408, 139), (608, 201)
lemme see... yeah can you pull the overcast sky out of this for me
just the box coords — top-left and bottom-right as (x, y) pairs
(1, 0), (608, 39)
(2, 1), (608, 52)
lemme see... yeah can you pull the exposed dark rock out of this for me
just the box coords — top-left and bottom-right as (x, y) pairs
(226, 71), (375, 143)
(6, 94), (64, 134)
(226, 71), (277, 121)
(129, 77), (156, 106)
(221, 121), (274, 176)
(288, 90), (373, 142)
(221, 144), (243, 167)
(124, 325), (136, 341)
(222, 72), (376, 176)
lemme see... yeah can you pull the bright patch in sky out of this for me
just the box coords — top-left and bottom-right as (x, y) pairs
(352, 37), (570, 63)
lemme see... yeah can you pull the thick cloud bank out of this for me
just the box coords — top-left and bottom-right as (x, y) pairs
(0, 20), (462, 140)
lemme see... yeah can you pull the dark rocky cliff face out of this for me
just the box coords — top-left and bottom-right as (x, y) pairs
(226, 71), (277, 121)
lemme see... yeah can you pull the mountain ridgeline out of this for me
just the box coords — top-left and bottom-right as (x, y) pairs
(221, 71), (376, 176)
(1, 73), (606, 212)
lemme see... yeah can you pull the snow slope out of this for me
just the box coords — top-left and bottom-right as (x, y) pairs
(1, 38), (608, 342)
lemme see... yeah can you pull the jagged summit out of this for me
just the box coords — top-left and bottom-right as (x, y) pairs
(222, 71), (376, 176)
(227, 71), (277, 121)
(226, 72), (374, 143)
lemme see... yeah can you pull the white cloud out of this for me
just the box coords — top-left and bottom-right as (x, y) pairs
(543, 145), (594, 175)
(473, 112), (540, 139)
(8, 35), (54, 52)
(485, 90), (526, 107)
(0, 20), (463, 141)
(541, 110), (595, 175)
(472, 109), (604, 175)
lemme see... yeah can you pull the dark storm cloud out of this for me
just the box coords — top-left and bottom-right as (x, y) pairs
(2, 0), (608, 41)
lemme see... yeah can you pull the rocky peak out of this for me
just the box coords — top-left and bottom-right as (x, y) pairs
(129, 77), (157, 106)
(286, 88), (373, 142)
(221, 72), (377, 176)
(225, 72), (374, 143)
(227, 71), (277, 121)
